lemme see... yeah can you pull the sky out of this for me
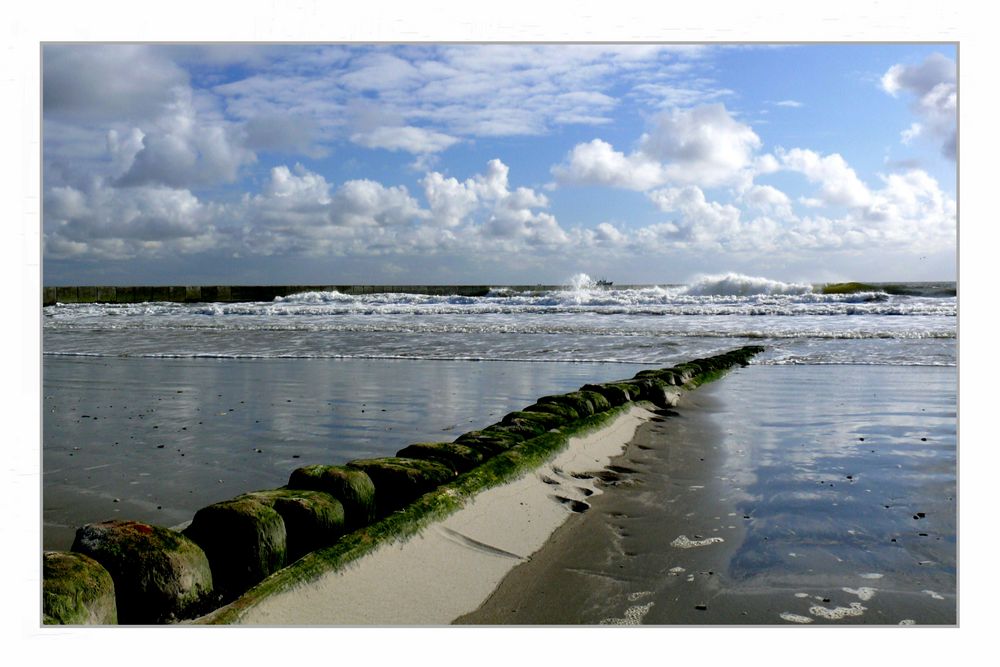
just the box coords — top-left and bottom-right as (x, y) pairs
(41, 43), (957, 286)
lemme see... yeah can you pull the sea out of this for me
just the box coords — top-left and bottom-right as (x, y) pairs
(42, 273), (956, 367)
(41, 272), (958, 624)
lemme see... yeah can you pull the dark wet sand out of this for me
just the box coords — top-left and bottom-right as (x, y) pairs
(457, 365), (956, 625)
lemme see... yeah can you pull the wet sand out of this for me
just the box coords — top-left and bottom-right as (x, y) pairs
(457, 365), (956, 625)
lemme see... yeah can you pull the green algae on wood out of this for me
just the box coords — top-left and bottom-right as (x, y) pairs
(243, 489), (346, 562)
(347, 457), (457, 517)
(70, 520), (213, 624)
(395, 441), (486, 474)
(43, 551), (118, 625)
(183, 497), (287, 600)
(286, 464), (376, 528)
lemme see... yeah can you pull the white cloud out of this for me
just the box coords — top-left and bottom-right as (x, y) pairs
(778, 148), (872, 208)
(350, 126), (460, 154)
(647, 185), (743, 246)
(553, 104), (761, 191)
(881, 53), (956, 159)
(551, 139), (669, 191)
(774, 100), (804, 108)
(900, 122), (923, 145)
(43, 45), (188, 123)
(44, 181), (219, 259)
(742, 184), (796, 220)
(116, 87), (256, 188)
(638, 104), (762, 187)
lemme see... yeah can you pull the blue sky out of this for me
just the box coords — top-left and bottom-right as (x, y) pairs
(42, 43), (957, 285)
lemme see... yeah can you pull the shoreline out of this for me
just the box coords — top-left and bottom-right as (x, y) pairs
(219, 404), (656, 625)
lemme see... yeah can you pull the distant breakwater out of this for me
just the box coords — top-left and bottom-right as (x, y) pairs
(42, 284), (585, 306)
(41, 346), (765, 625)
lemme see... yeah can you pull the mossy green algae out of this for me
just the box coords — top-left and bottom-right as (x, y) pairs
(43, 551), (118, 625)
(70, 519), (213, 624)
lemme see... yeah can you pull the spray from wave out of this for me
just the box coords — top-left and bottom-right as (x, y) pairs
(679, 273), (814, 297)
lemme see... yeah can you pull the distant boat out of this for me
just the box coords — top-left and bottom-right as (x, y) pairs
(595, 279), (613, 288)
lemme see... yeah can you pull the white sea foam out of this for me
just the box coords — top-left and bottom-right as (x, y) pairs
(600, 601), (655, 625)
(680, 273), (814, 297)
(809, 602), (867, 620)
(671, 535), (725, 548)
(780, 612), (814, 624)
(843, 587), (877, 601)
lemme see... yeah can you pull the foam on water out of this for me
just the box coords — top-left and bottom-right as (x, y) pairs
(780, 612), (814, 624)
(809, 602), (867, 620)
(670, 535), (725, 548)
(599, 601), (655, 625)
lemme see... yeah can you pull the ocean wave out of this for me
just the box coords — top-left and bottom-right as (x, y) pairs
(679, 272), (814, 297)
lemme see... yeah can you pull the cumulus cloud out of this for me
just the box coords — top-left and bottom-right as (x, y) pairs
(551, 139), (669, 191)
(647, 185), (743, 246)
(44, 180), (219, 259)
(115, 88), (256, 188)
(553, 104), (761, 191)
(777, 148), (872, 208)
(881, 53), (957, 159)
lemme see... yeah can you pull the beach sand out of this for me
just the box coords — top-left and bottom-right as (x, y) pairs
(232, 405), (656, 625)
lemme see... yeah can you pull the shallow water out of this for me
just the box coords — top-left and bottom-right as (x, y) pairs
(42, 355), (642, 550)
(459, 364), (956, 625)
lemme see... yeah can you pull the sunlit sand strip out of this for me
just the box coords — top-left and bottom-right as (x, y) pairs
(235, 405), (655, 625)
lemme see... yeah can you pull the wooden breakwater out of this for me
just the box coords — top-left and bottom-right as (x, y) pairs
(41, 346), (766, 625)
(41, 284), (602, 306)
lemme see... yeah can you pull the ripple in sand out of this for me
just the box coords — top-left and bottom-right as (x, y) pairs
(671, 535), (724, 548)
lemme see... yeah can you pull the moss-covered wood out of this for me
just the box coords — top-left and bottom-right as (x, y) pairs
(286, 465), (377, 528)
(243, 489), (346, 562)
(453, 429), (524, 456)
(581, 382), (635, 407)
(535, 391), (597, 417)
(183, 497), (287, 600)
(347, 457), (457, 517)
(70, 519), (213, 624)
(395, 441), (486, 474)
(501, 409), (567, 430)
(522, 401), (581, 421)
(43, 551), (118, 625)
